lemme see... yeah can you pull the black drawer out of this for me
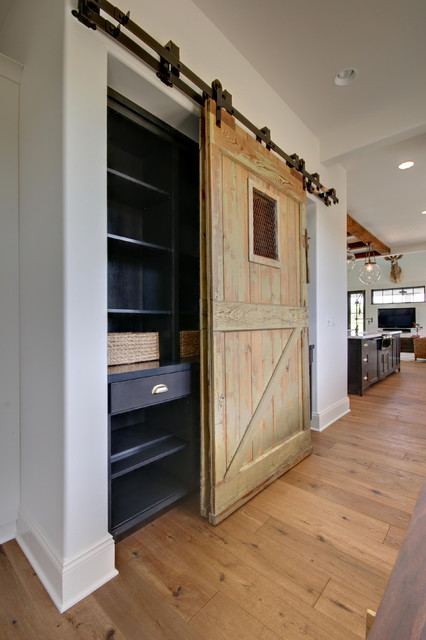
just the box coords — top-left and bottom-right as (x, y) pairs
(361, 371), (370, 390)
(110, 370), (191, 414)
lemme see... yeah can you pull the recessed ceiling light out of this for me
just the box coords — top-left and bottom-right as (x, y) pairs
(398, 161), (414, 170)
(333, 68), (358, 86)
(422, 210), (426, 215)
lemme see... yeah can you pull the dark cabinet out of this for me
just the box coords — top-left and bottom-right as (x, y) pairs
(348, 338), (379, 395)
(348, 334), (400, 396)
(392, 334), (401, 370)
(378, 334), (401, 380)
(378, 347), (391, 379)
(366, 339), (379, 386)
(107, 90), (200, 539)
(108, 363), (198, 539)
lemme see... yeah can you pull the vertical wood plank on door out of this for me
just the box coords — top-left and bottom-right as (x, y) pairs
(261, 264), (280, 305)
(288, 197), (298, 307)
(295, 202), (302, 305)
(248, 173), (261, 305)
(289, 336), (303, 436)
(249, 260), (261, 304)
(258, 265), (269, 304)
(280, 194), (290, 307)
(271, 328), (283, 449)
(239, 330), (253, 466)
(299, 202), (308, 308)
(224, 331), (253, 469)
(200, 113), (210, 516)
(224, 331), (240, 469)
(250, 329), (265, 460)
(212, 331), (226, 485)
(252, 330), (275, 459)
(273, 328), (293, 444)
(210, 144), (224, 302)
(222, 157), (250, 304)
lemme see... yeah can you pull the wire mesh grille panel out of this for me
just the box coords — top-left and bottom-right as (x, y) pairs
(252, 188), (278, 261)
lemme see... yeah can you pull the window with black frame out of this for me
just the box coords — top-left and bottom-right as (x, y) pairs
(371, 286), (425, 304)
(348, 290), (365, 332)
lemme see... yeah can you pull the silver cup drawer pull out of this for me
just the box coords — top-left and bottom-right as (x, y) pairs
(152, 383), (169, 395)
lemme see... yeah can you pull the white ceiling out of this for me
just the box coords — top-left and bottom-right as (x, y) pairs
(191, 0), (426, 253)
(1, 0), (426, 252)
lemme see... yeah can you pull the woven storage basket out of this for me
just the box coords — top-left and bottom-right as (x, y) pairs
(108, 332), (159, 366)
(180, 330), (200, 358)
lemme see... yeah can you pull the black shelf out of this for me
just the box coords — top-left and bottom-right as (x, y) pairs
(108, 237), (172, 315)
(107, 102), (173, 195)
(108, 198), (172, 248)
(108, 309), (172, 315)
(111, 422), (171, 459)
(107, 233), (172, 254)
(108, 360), (193, 383)
(107, 90), (200, 539)
(111, 436), (187, 478)
(107, 233), (171, 253)
(107, 168), (170, 210)
(111, 465), (188, 534)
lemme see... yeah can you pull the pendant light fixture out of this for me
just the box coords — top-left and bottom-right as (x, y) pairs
(347, 249), (356, 271)
(359, 243), (381, 284)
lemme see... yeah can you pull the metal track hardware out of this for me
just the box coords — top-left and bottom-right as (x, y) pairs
(72, 0), (339, 206)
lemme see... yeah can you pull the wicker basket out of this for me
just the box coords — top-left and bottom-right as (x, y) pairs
(108, 332), (159, 366)
(180, 330), (200, 358)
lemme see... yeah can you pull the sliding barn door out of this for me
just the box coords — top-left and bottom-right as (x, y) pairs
(200, 100), (312, 524)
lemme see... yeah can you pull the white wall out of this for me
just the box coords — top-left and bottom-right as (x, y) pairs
(307, 202), (318, 411)
(0, 0), (66, 567)
(0, 0), (116, 611)
(0, 0), (349, 609)
(348, 252), (426, 333)
(309, 188), (350, 430)
(306, 196), (350, 429)
(0, 53), (22, 544)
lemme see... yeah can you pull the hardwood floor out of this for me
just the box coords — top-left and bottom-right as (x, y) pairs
(2, 359), (426, 639)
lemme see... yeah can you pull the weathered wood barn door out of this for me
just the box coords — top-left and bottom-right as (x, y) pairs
(201, 100), (312, 524)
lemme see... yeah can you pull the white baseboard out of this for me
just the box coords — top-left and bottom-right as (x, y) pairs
(310, 397), (350, 432)
(0, 520), (17, 544)
(16, 506), (118, 612)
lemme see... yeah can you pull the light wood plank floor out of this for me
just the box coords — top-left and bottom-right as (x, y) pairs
(2, 359), (426, 639)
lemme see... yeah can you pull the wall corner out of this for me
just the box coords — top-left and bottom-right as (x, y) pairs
(16, 506), (117, 612)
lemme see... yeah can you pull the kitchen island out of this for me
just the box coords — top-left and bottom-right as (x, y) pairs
(348, 331), (401, 396)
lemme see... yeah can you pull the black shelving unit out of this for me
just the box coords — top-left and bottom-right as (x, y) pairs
(107, 89), (200, 540)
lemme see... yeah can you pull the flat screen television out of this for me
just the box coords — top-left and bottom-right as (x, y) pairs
(378, 307), (415, 331)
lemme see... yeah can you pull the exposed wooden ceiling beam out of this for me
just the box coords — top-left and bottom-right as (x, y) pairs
(347, 240), (368, 251)
(352, 251), (380, 260)
(347, 215), (390, 256)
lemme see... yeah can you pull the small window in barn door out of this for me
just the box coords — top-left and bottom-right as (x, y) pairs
(248, 179), (280, 268)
